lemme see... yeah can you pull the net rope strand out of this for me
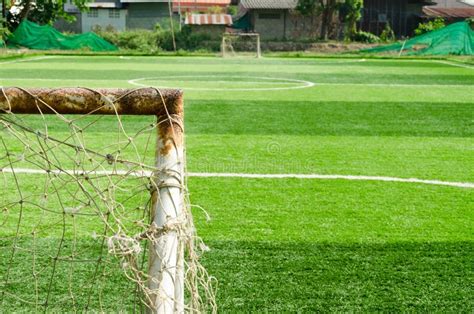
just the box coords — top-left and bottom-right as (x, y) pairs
(0, 87), (217, 313)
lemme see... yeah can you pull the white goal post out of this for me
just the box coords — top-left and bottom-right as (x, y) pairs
(221, 32), (261, 58)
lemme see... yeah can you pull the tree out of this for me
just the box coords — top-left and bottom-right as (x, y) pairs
(318, 0), (340, 40)
(296, 0), (318, 16)
(338, 0), (363, 40)
(296, 0), (342, 40)
(7, 0), (89, 30)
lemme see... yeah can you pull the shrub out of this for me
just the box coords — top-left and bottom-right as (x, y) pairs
(414, 18), (445, 36)
(228, 5), (238, 15)
(93, 24), (217, 53)
(380, 23), (395, 42)
(207, 5), (224, 14)
(93, 26), (162, 53)
(0, 17), (11, 45)
(352, 31), (380, 43)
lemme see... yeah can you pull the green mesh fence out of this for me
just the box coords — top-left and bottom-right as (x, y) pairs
(362, 21), (474, 56)
(8, 20), (117, 52)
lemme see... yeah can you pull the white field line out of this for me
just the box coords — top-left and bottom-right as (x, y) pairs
(128, 75), (315, 91)
(434, 60), (474, 70)
(314, 82), (473, 88)
(2, 168), (473, 189)
(0, 56), (56, 65)
(0, 78), (124, 82)
(134, 81), (301, 85)
(0, 77), (471, 88)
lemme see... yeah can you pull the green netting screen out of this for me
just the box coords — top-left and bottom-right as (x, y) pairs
(362, 21), (474, 56)
(8, 20), (117, 52)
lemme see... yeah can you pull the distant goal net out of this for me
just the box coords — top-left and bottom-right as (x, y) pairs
(0, 87), (216, 312)
(221, 33), (261, 58)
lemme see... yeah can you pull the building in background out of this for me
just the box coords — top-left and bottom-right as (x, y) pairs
(233, 0), (316, 40)
(55, 0), (472, 37)
(56, 0), (232, 33)
(185, 13), (232, 39)
(56, 0), (171, 32)
(423, 0), (474, 23)
(358, 0), (436, 38)
(173, 0), (231, 14)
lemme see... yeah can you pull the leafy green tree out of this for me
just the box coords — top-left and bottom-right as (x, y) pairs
(296, 0), (319, 16)
(296, 0), (341, 40)
(380, 22), (395, 42)
(1, 17), (11, 44)
(338, 0), (363, 40)
(7, 0), (89, 30)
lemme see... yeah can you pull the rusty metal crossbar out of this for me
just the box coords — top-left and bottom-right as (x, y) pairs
(0, 87), (183, 116)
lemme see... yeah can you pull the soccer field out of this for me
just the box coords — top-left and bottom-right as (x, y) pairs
(1, 55), (473, 311)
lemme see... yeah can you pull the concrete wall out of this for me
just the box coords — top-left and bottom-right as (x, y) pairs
(126, 2), (169, 29)
(287, 13), (323, 39)
(251, 9), (286, 40)
(249, 9), (325, 40)
(54, 14), (83, 33)
(82, 8), (127, 32)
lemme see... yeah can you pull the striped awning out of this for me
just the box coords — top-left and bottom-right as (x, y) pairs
(173, 0), (231, 12)
(185, 14), (232, 25)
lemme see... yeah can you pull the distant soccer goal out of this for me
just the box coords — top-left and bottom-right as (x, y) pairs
(0, 87), (216, 312)
(221, 33), (261, 58)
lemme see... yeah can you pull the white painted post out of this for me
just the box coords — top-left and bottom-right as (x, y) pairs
(221, 35), (226, 57)
(148, 114), (185, 313)
(256, 34), (261, 58)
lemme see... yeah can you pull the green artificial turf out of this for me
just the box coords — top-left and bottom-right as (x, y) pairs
(0, 55), (473, 312)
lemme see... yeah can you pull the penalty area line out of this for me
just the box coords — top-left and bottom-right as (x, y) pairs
(1, 168), (473, 189)
(0, 56), (56, 65)
(434, 60), (474, 70)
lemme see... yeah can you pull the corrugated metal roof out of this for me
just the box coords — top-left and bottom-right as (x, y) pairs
(185, 13), (233, 25)
(173, 0), (230, 12)
(431, 0), (474, 8)
(423, 6), (474, 17)
(241, 0), (297, 9)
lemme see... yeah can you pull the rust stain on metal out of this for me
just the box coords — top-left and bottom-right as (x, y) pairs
(157, 115), (184, 156)
(0, 87), (183, 116)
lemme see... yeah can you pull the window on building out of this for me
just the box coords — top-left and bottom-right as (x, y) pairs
(87, 9), (98, 18)
(109, 9), (120, 19)
(378, 13), (387, 23)
(258, 13), (280, 19)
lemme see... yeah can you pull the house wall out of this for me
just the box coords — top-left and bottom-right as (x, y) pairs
(251, 9), (286, 40)
(82, 8), (127, 32)
(126, 2), (169, 29)
(359, 0), (425, 37)
(249, 9), (329, 40)
(287, 13), (327, 40)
